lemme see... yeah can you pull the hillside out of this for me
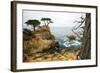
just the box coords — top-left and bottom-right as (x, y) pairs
(23, 25), (59, 62)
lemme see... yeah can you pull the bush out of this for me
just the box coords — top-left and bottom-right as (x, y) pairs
(67, 35), (76, 41)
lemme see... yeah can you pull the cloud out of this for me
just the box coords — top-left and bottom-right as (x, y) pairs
(23, 10), (85, 27)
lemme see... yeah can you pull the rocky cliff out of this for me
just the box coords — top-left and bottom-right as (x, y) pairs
(23, 25), (58, 60)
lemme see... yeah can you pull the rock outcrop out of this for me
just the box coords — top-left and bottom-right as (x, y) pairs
(23, 25), (58, 56)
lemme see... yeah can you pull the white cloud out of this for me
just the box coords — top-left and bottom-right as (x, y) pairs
(23, 10), (85, 27)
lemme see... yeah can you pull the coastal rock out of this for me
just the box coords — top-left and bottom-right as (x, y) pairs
(23, 25), (57, 55)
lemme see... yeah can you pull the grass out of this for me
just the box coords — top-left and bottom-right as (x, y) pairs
(23, 48), (80, 62)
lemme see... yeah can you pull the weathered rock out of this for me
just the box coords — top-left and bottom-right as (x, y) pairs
(23, 25), (57, 55)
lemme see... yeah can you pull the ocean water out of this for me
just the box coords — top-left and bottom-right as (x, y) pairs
(50, 27), (81, 49)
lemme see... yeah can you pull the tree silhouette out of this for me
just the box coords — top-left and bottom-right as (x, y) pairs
(25, 19), (40, 31)
(72, 14), (91, 59)
(41, 18), (53, 26)
(72, 16), (85, 39)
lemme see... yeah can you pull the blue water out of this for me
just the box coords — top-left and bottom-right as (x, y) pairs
(50, 27), (81, 50)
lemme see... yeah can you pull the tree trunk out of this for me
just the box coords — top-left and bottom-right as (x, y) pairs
(79, 13), (91, 59)
(33, 26), (35, 31)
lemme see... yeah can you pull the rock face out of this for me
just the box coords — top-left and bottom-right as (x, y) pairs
(23, 25), (57, 55)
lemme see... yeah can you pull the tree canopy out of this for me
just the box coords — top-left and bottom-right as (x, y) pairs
(41, 18), (53, 26)
(25, 19), (40, 31)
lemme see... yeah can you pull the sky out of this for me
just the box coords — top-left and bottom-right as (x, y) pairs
(23, 10), (86, 30)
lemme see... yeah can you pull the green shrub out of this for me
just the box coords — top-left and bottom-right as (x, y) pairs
(67, 35), (76, 41)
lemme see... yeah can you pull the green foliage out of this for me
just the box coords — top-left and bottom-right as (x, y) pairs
(41, 18), (53, 25)
(25, 19), (40, 31)
(67, 35), (76, 41)
(23, 28), (32, 36)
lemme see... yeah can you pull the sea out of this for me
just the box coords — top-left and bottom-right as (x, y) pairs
(50, 27), (82, 50)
